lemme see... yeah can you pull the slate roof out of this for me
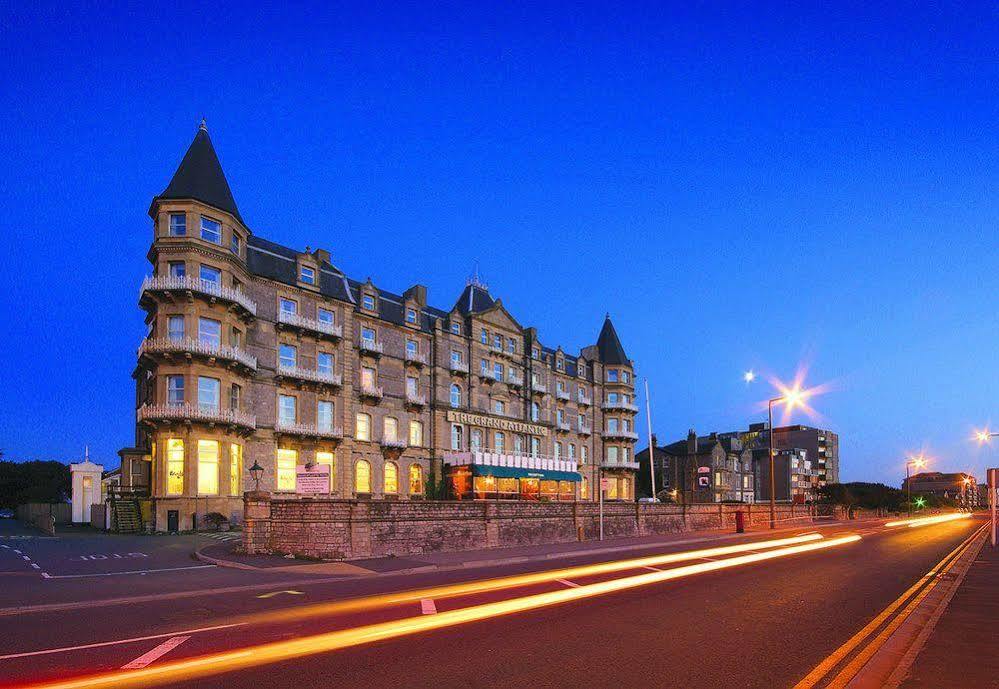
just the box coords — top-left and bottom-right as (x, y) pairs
(596, 316), (630, 364)
(451, 283), (496, 315)
(156, 123), (244, 225)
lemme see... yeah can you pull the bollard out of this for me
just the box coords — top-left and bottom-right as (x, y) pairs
(735, 510), (745, 533)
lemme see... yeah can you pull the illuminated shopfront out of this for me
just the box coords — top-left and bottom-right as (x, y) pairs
(445, 451), (580, 501)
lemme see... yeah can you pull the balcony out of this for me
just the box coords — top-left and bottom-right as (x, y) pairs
(449, 360), (469, 375)
(274, 421), (344, 440)
(506, 371), (524, 387)
(555, 388), (570, 401)
(577, 391), (592, 406)
(380, 438), (408, 450)
(140, 276), (256, 317)
(137, 403), (256, 433)
(443, 450), (578, 476)
(578, 421), (592, 436)
(601, 459), (641, 471)
(138, 337), (257, 371)
(531, 380), (548, 394)
(602, 400), (639, 413)
(358, 338), (383, 357)
(277, 311), (342, 339)
(405, 350), (429, 367)
(555, 419), (572, 432)
(603, 429), (639, 441)
(359, 383), (383, 400)
(277, 364), (342, 388)
(405, 392), (427, 407)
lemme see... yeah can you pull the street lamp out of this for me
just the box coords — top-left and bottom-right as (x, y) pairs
(906, 455), (927, 518)
(249, 460), (264, 492)
(767, 386), (808, 529)
(976, 429), (997, 445)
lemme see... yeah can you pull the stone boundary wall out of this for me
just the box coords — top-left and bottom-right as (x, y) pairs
(242, 493), (831, 561)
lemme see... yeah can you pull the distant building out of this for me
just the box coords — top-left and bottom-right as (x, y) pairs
(729, 423), (840, 487)
(903, 472), (978, 507)
(636, 430), (754, 503)
(755, 447), (819, 503)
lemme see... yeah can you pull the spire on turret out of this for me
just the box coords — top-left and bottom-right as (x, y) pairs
(595, 315), (629, 364)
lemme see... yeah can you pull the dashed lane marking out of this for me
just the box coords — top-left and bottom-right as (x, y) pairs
(642, 566), (663, 572)
(556, 578), (581, 588)
(420, 599), (437, 615)
(0, 623), (245, 660)
(121, 636), (191, 670)
(40, 565), (217, 579)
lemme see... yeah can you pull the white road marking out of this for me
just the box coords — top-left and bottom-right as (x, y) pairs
(0, 623), (245, 660)
(0, 545), (8, 548)
(30, 564), (39, 569)
(41, 564), (216, 579)
(256, 590), (304, 599)
(698, 557), (719, 562)
(556, 578), (581, 588)
(13, 550), (21, 554)
(120, 636), (191, 669)
(40, 573), (51, 579)
(420, 599), (437, 615)
(22, 556), (30, 561)
(642, 566), (663, 572)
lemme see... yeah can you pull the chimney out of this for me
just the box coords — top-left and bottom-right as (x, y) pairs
(312, 248), (331, 264)
(403, 284), (428, 307)
(687, 429), (697, 455)
(650, 433), (658, 449)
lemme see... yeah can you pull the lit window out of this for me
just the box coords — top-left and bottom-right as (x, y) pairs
(198, 376), (220, 411)
(471, 429), (483, 451)
(581, 446), (588, 463)
(494, 400), (505, 415)
(406, 340), (418, 357)
(317, 352), (333, 375)
(230, 444), (242, 496)
(197, 439), (219, 495)
(409, 464), (424, 495)
(495, 432), (505, 453)
(355, 459), (371, 493)
(384, 462), (399, 493)
(318, 308), (334, 325)
(300, 266), (315, 284)
(167, 375), (184, 405)
(230, 234), (240, 255)
(317, 400), (334, 431)
(607, 369), (619, 383)
(166, 438), (184, 495)
(361, 366), (376, 389)
(407, 376), (418, 397)
(199, 265), (221, 284)
(384, 417), (399, 443)
(168, 213), (186, 236)
(278, 394), (296, 425)
(279, 343), (297, 369)
(198, 317), (221, 347)
(362, 294), (375, 310)
(279, 298), (298, 315)
(451, 424), (463, 450)
(167, 316), (184, 341)
(409, 420), (423, 447)
(200, 217), (222, 244)
(355, 412), (371, 441)
(450, 384), (462, 408)
(581, 476), (589, 500)
(450, 322), (461, 335)
(406, 308), (417, 324)
(316, 451), (335, 492)
(168, 261), (186, 278)
(276, 449), (297, 491)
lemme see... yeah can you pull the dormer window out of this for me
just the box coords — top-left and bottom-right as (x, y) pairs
(169, 213), (186, 236)
(532, 347), (540, 360)
(451, 322), (461, 335)
(299, 266), (315, 285)
(579, 363), (587, 378)
(200, 217), (222, 244)
(556, 358), (564, 371)
(230, 234), (240, 256)
(406, 308), (418, 324)
(362, 294), (376, 311)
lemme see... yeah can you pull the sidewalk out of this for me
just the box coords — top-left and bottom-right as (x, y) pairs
(897, 535), (999, 689)
(195, 516), (853, 576)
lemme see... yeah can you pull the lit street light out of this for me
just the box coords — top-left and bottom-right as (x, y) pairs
(905, 455), (927, 518)
(767, 385), (808, 529)
(743, 370), (756, 383)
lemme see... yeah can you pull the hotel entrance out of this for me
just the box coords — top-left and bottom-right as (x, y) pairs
(448, 465), (579, 501)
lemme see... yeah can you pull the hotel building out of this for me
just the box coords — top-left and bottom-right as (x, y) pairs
(122, 124), (639, 531)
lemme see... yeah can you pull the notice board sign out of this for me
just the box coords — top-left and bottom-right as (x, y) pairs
(297, 465), (330, 494)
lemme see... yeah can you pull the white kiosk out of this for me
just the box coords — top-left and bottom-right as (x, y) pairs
(70, 449), (104, 524)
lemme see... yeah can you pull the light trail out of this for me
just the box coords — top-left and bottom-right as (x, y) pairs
(21, 534), (861, 689)
(232, 532), (825, 627)
(884, 513), (971, 529)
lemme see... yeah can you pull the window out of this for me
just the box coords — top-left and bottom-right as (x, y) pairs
(384, 462), (398, 493)
(198, 376), (220, 411)
(230, 383), (242, 410)
(276, 449), (297, 491)
(355, 412), (371, 441)
(623, 418), (632, 432)
(167, 375), (184, 405)
(557, 381), (565, 394)
(316, 451), (335, 492)
(229, 444), (242, 495)
(450, 322), (461, 335)
(579, 363), (587, 378)
(531, 402), (540, 422)
(362, 294), (375, 310)
(199, 265), (221, 285)
(317, 400), (334, 431)
(607, 369), (619, 383)
(495, 432), (505, 453)
(230, 234), (240, 255)
(384, 417), (399, 443)
(606, 446), (619, 463)
(480, 328), (488, 344)
(406, 308), (417, 324)
(514, 435), (524, 453)
(409, 420), (423, 447)
(493, 362), (503, 381)
(361, 327), (376, 344)
(557, 409), (565, 424)
(568, 444), (576, 460)
(554, 442), (562, 460)
(168, 213), (186, 236)
(493, 334), (502, 349)
(532, 347), (540, 360)
(200, 216), (222, 243)
(494, 400), (505, 415)
(318, 308), (334, 325)
(406, 376), (418, 397)
(451, 424), (463, 450)
(197, 440), (219, 495)
(317, 352), (333, 375)
(471, 429), (483, 451)
(198, 317), (221, 347)
(168, 261), (186, 278)
(279, 298), (298, 315)
(166, 438), (184, 495)
(607, 418), (619, 433)
(556, 358), (564, 371)
(507, 337), (516, 353)
(355, 459), (371, 493)
(607, 392), (619, 404)
(406, 339), (418, 357)
(231, 327), (242, 348)
(299, 266), (315, 284)
(450, 350), (462, 366)
(480, 359), (488, 376)
(581, 476), (589, 500)
(279, 343), (297, 369)
(410, 464), (424, 495)
(167, 316), (184, 341)
(622, 370), (631, 384)
(278, 394), (296, 425)
(581, 446), (588, 463)
(361, 366), (376, 389)
(530, 437), (540, 457)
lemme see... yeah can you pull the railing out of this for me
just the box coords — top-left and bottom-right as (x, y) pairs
(141, 276), (257, 316)
(531, 380), (547, 393)
(444, 449), (578, 474)
(380, 438), (408, 449)
(405, 350), (429, 366)
(137, 403), (256, 430)
(358, 338), (384, 355)
(277, 364), (342, 387)
(601, 459), (641, 470)
(274, 421), (344, 439)
(602, 400), (639, 412)
(506, 371), (524, 386)
(359, 383), (383, 398)
(578, 421), (592, 435)
(577, 391), (592, 405)
(139, 337), (257, 370)
(555, 389), (570, 401)
(449, 360), (469, 374)
(603, 429), (639, 440)
(556, 419), (572, 431)
(406, 392), (427, 406)
(277, 311), (342, 338)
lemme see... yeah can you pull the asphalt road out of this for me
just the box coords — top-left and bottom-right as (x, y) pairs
(0, 516), (980, 689)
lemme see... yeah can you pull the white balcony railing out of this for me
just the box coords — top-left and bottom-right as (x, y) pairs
(359, 383), (383, 398)
(603, 429), (639, 441)
(531, 379), (548, 394)
(358, 338), (384, 355)
(137, 403), (256, 430)
(139, 337), (257, 370)
(578, 421), (592, 435)
(577, 391), (592, 406)
(506, 371), (524, 386)
(380, 438), (408, 449)
(141, 276), (257, 316)
(406, 392), (427, 406)
(602, 400), (639, 412)
(277, 311), (342, 338)
(601, 459), (641, 470)
(555, 388), (570, 401)
(443, 450), (578, 475)
(405, 350), (429, 366)
(275, 421), (344, 439)
(450, 360), (469, 374)
(277, 364), (342, 387)
(556, 419), (572, 432)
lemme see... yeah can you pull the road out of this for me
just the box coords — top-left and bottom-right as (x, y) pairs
(0, 515), (981, 689)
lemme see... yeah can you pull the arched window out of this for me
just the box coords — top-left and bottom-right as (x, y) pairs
(450, 384), (461, 408)
(409, 464), (424, 495)
(581, 476), (589, 500)
(409, 420), (423, 447)
(494, 432), (505, 453)
(356, 413), (371, 441)
(471, 429), (483, 451)
(355, 459), (371, 494)
(451, 424), (463, 450)
(383, 416), (398, 443)
(384, 462), (398, 494)
(531, 402), (540, 422)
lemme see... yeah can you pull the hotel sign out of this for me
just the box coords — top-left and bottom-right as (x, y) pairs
(445, 411), (548, 437)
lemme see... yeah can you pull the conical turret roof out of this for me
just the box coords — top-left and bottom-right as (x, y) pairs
(596, 315), (629, 364)
(156, 122), (244, 225)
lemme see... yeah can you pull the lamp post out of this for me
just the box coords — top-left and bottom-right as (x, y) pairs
(975, 429), (997, 546)
(767, 388), (805, 529)
(249, 460), (264, 492)
(905, 455), (927, 518)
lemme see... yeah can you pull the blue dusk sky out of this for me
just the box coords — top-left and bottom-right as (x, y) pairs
(0, 2), (996, 484)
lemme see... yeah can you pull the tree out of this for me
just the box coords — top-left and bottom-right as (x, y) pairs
(0, 461), (72, 509)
